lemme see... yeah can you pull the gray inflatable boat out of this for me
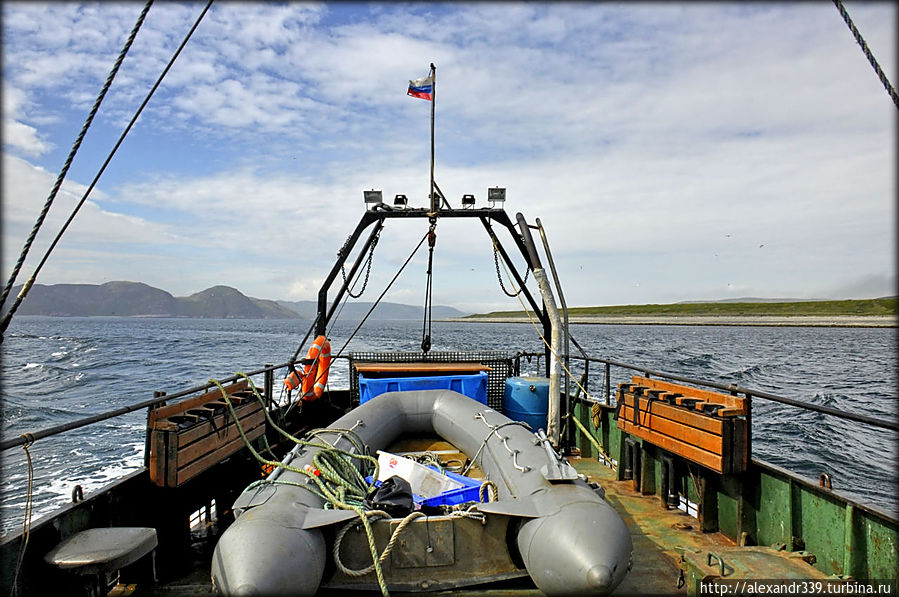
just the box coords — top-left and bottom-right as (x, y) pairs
(211, 389), (632, 595)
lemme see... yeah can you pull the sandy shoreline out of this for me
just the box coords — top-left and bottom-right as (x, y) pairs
(443, 315), (897, 327)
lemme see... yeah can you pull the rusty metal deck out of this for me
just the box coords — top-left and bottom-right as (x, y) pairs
(571, 457), (734, 595)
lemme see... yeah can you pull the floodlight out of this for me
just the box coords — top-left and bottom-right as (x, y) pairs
(394, 194), (408, 208)
(487, 187), (506, 208)
(364, 189), (383, 207)
(461, 194), (476, 208)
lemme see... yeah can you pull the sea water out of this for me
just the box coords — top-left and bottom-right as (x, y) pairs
(1, 316), (896, 536)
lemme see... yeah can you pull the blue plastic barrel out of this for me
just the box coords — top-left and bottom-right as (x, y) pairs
(503, 376), (550, 433)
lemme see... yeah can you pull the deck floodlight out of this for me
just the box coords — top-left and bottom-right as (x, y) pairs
(364, 189), (383, 208)
(394, 194), (408, 208)
(461, 194), (476, 208)
(487, 187), (506, 208)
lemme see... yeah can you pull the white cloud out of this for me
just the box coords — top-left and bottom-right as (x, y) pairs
(2, 85), (52, 156)
(1, 2), (894, 308)
(1, 154), (178, 285)
(3, 120), (50, 157)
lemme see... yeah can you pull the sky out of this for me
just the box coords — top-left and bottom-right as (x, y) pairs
(2, 1), (896, 314)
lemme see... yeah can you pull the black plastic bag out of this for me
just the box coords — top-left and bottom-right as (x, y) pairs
(364, 475), (414, 517)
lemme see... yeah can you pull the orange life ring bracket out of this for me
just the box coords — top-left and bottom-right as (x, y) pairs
(301, 335), (331, 401)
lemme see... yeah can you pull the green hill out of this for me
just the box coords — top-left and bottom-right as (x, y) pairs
(468, 298), (897, 319)
(11, 282), (299, 319)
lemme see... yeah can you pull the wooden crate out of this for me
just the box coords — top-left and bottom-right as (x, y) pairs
(147, 380), (265, 487)
(616, 376), (748, 474)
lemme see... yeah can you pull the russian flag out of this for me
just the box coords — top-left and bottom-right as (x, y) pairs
(407, 74), (433, 101)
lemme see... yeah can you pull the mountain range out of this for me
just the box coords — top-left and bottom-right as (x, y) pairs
(276, 300), (467, 320)
(7, 281), (468, 320)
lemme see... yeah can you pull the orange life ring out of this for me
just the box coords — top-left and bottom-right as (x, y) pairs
(301, 335), (331, 401)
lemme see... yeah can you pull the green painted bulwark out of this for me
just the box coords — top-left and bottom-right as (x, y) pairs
(798, 490), (848, 574)
(717, 476), (741, 542)
(861, 509), (898, 579)
(574, 401), (596, 459)
(586, 400), (897, 581)
(751, 462), (898, 579)
(755, 473), (794, 547)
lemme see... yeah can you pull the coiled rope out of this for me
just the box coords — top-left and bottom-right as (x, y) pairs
(212, 373), (505, 595)
(211, 377), (389, 593)
(333, 510), (425, 577)
(479, 479), (499, 503)
(215, 374), (476, 596)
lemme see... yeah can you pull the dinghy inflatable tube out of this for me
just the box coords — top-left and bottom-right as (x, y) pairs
(212, 390), (632, 596)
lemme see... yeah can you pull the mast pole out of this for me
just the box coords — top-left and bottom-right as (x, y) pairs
(429, 62), (437, 212)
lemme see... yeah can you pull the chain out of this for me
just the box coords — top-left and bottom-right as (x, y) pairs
(832, 0), (899, 109)
(493, 244), (529, 297)
(340, 230), (380, 299)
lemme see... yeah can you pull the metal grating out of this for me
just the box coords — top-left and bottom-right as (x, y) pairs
(348, 351), (514, 409)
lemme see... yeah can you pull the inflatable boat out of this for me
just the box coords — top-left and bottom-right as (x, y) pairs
(211, 389), (633, 596)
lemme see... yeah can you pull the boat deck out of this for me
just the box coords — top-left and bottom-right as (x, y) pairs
(129, 455), (732, 596)
(572, 457), (734, 596)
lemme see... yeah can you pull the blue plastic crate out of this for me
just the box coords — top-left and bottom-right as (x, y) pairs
(358, 372), (488, 405)
(365, 468), (483, 508)
(418, 470), (482, 507)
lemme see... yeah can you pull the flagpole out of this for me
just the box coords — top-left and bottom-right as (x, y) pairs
(429, 62), (437, 212)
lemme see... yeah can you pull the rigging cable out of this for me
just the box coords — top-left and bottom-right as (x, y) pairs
(290, 221), (385, 371)
(334, 229), (431, 360)
(0, 0), (215, 340)
(286, 229), (432, 404)
(0, 0), (155, 333)
(832, 0), (899, 109)
(420, 220), (437, 352)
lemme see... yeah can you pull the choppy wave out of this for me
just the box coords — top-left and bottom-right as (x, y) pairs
(1, 316), (896, 535)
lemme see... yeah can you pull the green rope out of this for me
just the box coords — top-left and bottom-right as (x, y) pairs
(209, 377), (390, 595)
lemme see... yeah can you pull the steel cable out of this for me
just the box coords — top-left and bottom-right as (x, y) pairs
(832, 0), (899, 108)
(0, 0), (155, 323)
(0, 0), (215, 339)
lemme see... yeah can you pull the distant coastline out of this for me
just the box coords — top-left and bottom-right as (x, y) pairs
(443, 315), (897, 328)
(452, 297), (897, 327)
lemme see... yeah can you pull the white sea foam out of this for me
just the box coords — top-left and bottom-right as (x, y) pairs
(41, 443), (145, 512)
(23, 363), (42, 370)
